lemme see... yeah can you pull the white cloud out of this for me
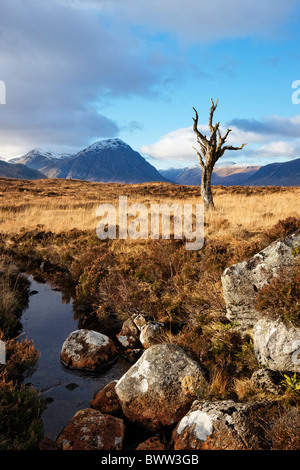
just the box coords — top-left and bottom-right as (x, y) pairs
(140, 124), (254, 162)
(1, 0), (299, 160)
(141, 128), (196, 162)
(0, 0), (170, 158)
(258, 140), (300, 158)
(140, 119), (300, 167)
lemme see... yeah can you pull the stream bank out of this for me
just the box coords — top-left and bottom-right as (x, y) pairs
(21, 275), (131, 441)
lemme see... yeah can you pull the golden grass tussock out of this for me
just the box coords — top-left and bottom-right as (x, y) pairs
(0, 178), (299, 246)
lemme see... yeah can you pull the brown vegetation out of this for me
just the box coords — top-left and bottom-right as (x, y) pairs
(0, 177), (299, 449)
(0, 261), (45, 449)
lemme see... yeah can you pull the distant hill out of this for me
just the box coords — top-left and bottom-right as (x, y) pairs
(8, 141), (300, 186)
(10, 148), (73, 178)
(245, 158), (300, 186)
(0, 160), (46, 180)
(11, 139), (171, 184)
(160, 164), (261, 186)
(160, 158), (300, 187)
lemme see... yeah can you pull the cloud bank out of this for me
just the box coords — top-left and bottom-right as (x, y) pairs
(141, 115), (300, 167)
(67, 0), (299, 43)
(0, 0), (299, 160)
(0, 0), (171, 157)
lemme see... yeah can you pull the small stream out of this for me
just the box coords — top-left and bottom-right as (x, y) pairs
(21, 275), (131, 441)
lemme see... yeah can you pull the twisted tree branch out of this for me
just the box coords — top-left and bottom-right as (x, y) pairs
(192, 98), (247, 210)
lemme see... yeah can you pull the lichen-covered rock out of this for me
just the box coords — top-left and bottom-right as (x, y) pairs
(253, 318), (300, 373)
(116, 318), (141, 349)
(90, 380), (120, 414)
(116, 314), (165, 350)
(251, 368), (283, 394)
(115, 343), (207, 432)
(172, 400), (273, 450)
(221, 231), (300, 331)
(56, 408), (125, 450)
(139, 321), (165, 349)
(131, 313), (153, 330)
(60, 329), (118, 371)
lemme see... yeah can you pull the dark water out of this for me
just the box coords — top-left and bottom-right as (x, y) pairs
(21, 276), (131, 441)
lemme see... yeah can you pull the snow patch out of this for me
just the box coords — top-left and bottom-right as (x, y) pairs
(87, 138), (129, 152)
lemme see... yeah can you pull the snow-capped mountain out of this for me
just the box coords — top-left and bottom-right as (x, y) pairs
(10, 148), (72, 176)
(9, 139), (171, 183)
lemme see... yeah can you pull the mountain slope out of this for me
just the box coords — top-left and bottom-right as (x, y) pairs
(160, 158), (300, 186)
(160, 164), (261, 186)
(10, 139), (171, 183)
(10, 148), (73, 178)
(63, 139), (171, 183)
(0, 160), (46, 180)
(245, 158), (300, 186)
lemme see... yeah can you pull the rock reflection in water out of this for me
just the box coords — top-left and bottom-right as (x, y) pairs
(21, 275), (131, 441)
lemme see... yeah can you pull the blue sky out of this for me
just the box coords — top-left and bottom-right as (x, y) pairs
(1, 0), (300, 169)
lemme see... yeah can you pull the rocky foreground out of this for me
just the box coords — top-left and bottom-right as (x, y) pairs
(42, 230), (300, 451)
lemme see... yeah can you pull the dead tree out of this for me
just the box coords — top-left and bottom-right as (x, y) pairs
(192, 98), (247, 210)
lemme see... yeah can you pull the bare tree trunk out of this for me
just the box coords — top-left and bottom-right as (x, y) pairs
(201, 165), (214, 210)
(192, 99), (246, 210)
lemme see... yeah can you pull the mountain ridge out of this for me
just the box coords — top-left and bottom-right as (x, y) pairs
(160, 158), (300, 187)
(0, 160), (46, 180)
(10, 139), (171, 184)
(6, 139), (300, 186)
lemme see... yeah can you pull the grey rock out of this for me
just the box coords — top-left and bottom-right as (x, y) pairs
(116, 314), (165, 350)
(221, 230), (300, 331)
(253, 318), (300, 373)
(115, 343), (207, 432)
(60, 329), (118, 371)
(139, 321), (165, 349)
(116, 318), (141, 349)
(250, 368), (283, 394)
(172, 400), (273, 450)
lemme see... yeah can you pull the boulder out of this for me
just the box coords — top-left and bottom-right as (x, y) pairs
(115, 343), (207, 432)
(250, 368), (283, 394)
(253, 318), (300, 373)
(172, 400), (273, 450)
(60, 329), (118, 371)
(116, 314), (165, 350)
(56, 408), (125, 450)
(90, 380), (121, 414)
(116, 318), (141, 349)
(132, 313), (153, 330)
(139, 321), (165, 349)
(221, 230), (300, 331)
